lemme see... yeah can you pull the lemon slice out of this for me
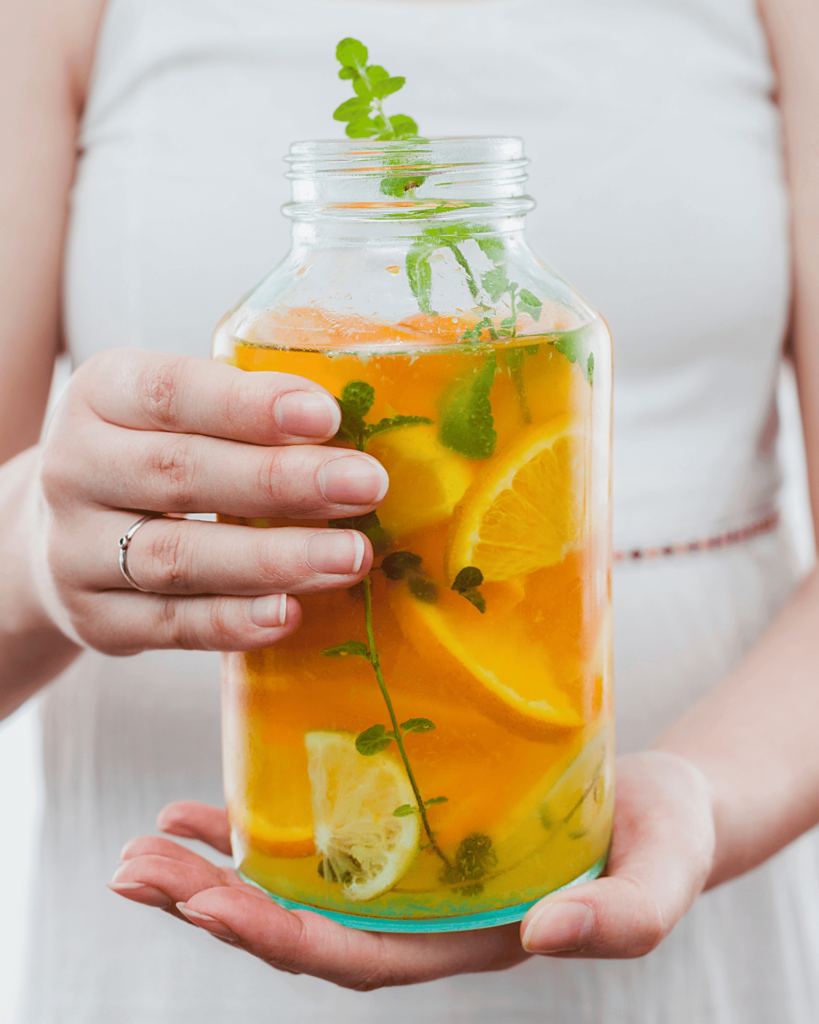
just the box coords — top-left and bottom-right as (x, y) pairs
(446, 414), (586, 583)
(366, 423), (475, 537)
(391, 585), (584, 742)
(306, 730), (421, 902)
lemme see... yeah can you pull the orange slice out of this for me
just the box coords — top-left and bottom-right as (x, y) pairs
(391, 584), (583, 742)
(445, 414), (586, 583)
(241, 818), (315, 859)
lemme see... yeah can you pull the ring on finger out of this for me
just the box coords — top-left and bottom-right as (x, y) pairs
(118, 513), (167, 592)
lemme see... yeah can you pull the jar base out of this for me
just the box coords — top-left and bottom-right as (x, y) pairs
(237, 851), (608, 934)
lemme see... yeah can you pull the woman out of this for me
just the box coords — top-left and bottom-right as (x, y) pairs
(3, 0), (819, 1019)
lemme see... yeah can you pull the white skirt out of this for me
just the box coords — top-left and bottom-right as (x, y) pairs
(20, 524), (819, 1024)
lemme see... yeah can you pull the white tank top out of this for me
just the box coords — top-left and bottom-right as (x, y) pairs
(24, 1), (819, 1022)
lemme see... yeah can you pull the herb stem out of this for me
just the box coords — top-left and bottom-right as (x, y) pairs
(363, 575), (451, 867)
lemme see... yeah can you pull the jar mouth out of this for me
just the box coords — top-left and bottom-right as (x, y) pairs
(283, 137), (534, 223)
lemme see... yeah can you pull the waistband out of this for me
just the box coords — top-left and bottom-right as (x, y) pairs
(613, 510), (780, 563)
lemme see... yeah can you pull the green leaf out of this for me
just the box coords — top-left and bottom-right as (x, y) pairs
(400, 717), (436, 734)
(333, 97), (368, 122)
(475, 234), (505, 263)
(452, 566), (484, 591)
(380, 76), (406, 98)
(518, 288), (543, 320)
(346, 117), (380, 139)
(389, 114), (419, 139)
(338, 66), (356, 80)
(365, 413), (433, 442)
(439, 353), (497, 460)
(408, 576), (438, 603)
(321, 640), (370, 659)
(352, 76), (372, 100)
(380, 173), (426, 198)
(481, 265), (510, 303)
(340, 380), (375, 418)
(405, 249), (433, 313)
(425, 796), (448, 807)
(393, 804), (417, 817)
(460, 588), (486, 614)
(329, 511), (391, 555)
(587, 352), (595, 385)
(336, 38), (368, 68)
(355, 724), (394, 756)
(440, 833), (497, 888)
(380, 550), (422, 581)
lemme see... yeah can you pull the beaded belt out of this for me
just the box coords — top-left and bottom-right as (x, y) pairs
(613, 510), (780, 563)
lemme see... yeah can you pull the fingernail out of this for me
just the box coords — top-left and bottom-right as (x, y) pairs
(306, 530), (365, 574)
(274, 391), (340, 437)
(107, 882), (172, 909)
(521, 901), (594, 954)
(250, 593), (288, 627)
(319, 455), (389, 505)
(177, 902), (240, 943)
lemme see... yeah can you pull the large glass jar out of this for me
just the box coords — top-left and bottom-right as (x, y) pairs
(213, 138), (613, 932)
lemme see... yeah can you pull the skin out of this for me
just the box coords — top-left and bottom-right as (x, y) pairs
(1, 0), (818, 987)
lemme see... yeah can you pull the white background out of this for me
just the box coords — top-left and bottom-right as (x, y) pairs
(0, 364), (814, 1024)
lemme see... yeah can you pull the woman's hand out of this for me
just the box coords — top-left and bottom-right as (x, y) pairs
(108, 752), (715, 988)
(20, 349), (388, 658)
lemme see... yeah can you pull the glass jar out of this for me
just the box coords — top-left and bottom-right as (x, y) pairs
(213, 138), (613, 932)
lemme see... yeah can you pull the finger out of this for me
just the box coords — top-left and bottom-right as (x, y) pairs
(120, 834), (218, 867)
(157, 801), (232, 856)
(179, 887), (528, 988)
(71, 421), (388, 517)
(108, 851), (231, 914)
(86, 515), (371, 596)
(520, 752), (715, 959)
(77, 350), (342, 445)
(74, 590), (302, 656)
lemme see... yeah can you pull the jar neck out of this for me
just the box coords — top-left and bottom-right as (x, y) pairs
(282, 137), (535, 232)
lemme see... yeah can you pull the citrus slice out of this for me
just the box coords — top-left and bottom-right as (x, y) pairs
(446, 414), (586, 583)
(241, 817), (316, 859)
(391, 585), (584, 742)
(306, 730), (421, 902)
(366, 423), (476, 536)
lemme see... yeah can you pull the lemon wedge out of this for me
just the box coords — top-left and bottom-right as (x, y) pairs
(366, 423), (475, 537)
(446, 414), (586, 583)
(306, 730), (421, 902)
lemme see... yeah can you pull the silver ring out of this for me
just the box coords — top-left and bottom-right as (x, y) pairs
(118, 513), (165, 592)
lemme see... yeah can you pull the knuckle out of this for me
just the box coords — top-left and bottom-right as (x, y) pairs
(632, 897), (667, 956)
(257, 449), (290, 510)
(145, 522), (189, 592)
(150, 435), (197, 508)
(156, 595), (196, 650)
(139, 358), (187, 429)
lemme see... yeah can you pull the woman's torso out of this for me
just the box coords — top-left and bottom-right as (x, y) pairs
(25, 0), (816, 1021)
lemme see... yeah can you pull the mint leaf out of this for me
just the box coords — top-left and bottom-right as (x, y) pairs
(400, 717), (436, 734)
(380, 76), (406, 98)
(333, 98), (368, 122)
(460, 588), (486, 614)
(452, 566), (484, 591)
(518, 288), (543, 321)
(380, 550), (422, 580)
(393, 804), (416, 817)
(425, 796), (448, 807)
(329, 511), (390, 555)
(406, 249), (433, 312)
(551, 329), (594, 384)
(587, 352), (595, 385)
(336, 37), (368, 68)
(365, 413), (432, 442)
(340, 380), (374, 418)
(321, 640), (370, 659)
(408, 576), (438, 603)
(389, 114), (419, 139)
(356, 724), (394, 756)
(439, 353), (497, 459)
(481, 266), (510, 303)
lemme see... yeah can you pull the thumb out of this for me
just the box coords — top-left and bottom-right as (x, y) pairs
(520, 752), (715, 959)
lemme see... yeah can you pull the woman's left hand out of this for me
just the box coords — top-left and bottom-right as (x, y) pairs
(108, 751), (715, 988)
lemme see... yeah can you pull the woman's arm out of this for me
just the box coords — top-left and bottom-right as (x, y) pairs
(655, 0), (819, 887)
(0, 0), (107, 714)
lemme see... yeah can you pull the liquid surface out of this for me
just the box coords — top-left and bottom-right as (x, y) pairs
(216, 310), (613, 922)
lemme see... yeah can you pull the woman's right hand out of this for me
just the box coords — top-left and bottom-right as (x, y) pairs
(25, 349), (386, 656)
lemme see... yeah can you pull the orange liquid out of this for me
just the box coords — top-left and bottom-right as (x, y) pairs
(216, 311), (613, 923)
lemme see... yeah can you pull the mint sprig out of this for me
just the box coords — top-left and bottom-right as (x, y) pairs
(334, 380), (432, 452)
(439, 353), (497, 460)
(334, 38), (419, 142)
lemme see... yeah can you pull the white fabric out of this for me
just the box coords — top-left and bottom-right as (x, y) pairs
(21, 0), (819, 1020)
